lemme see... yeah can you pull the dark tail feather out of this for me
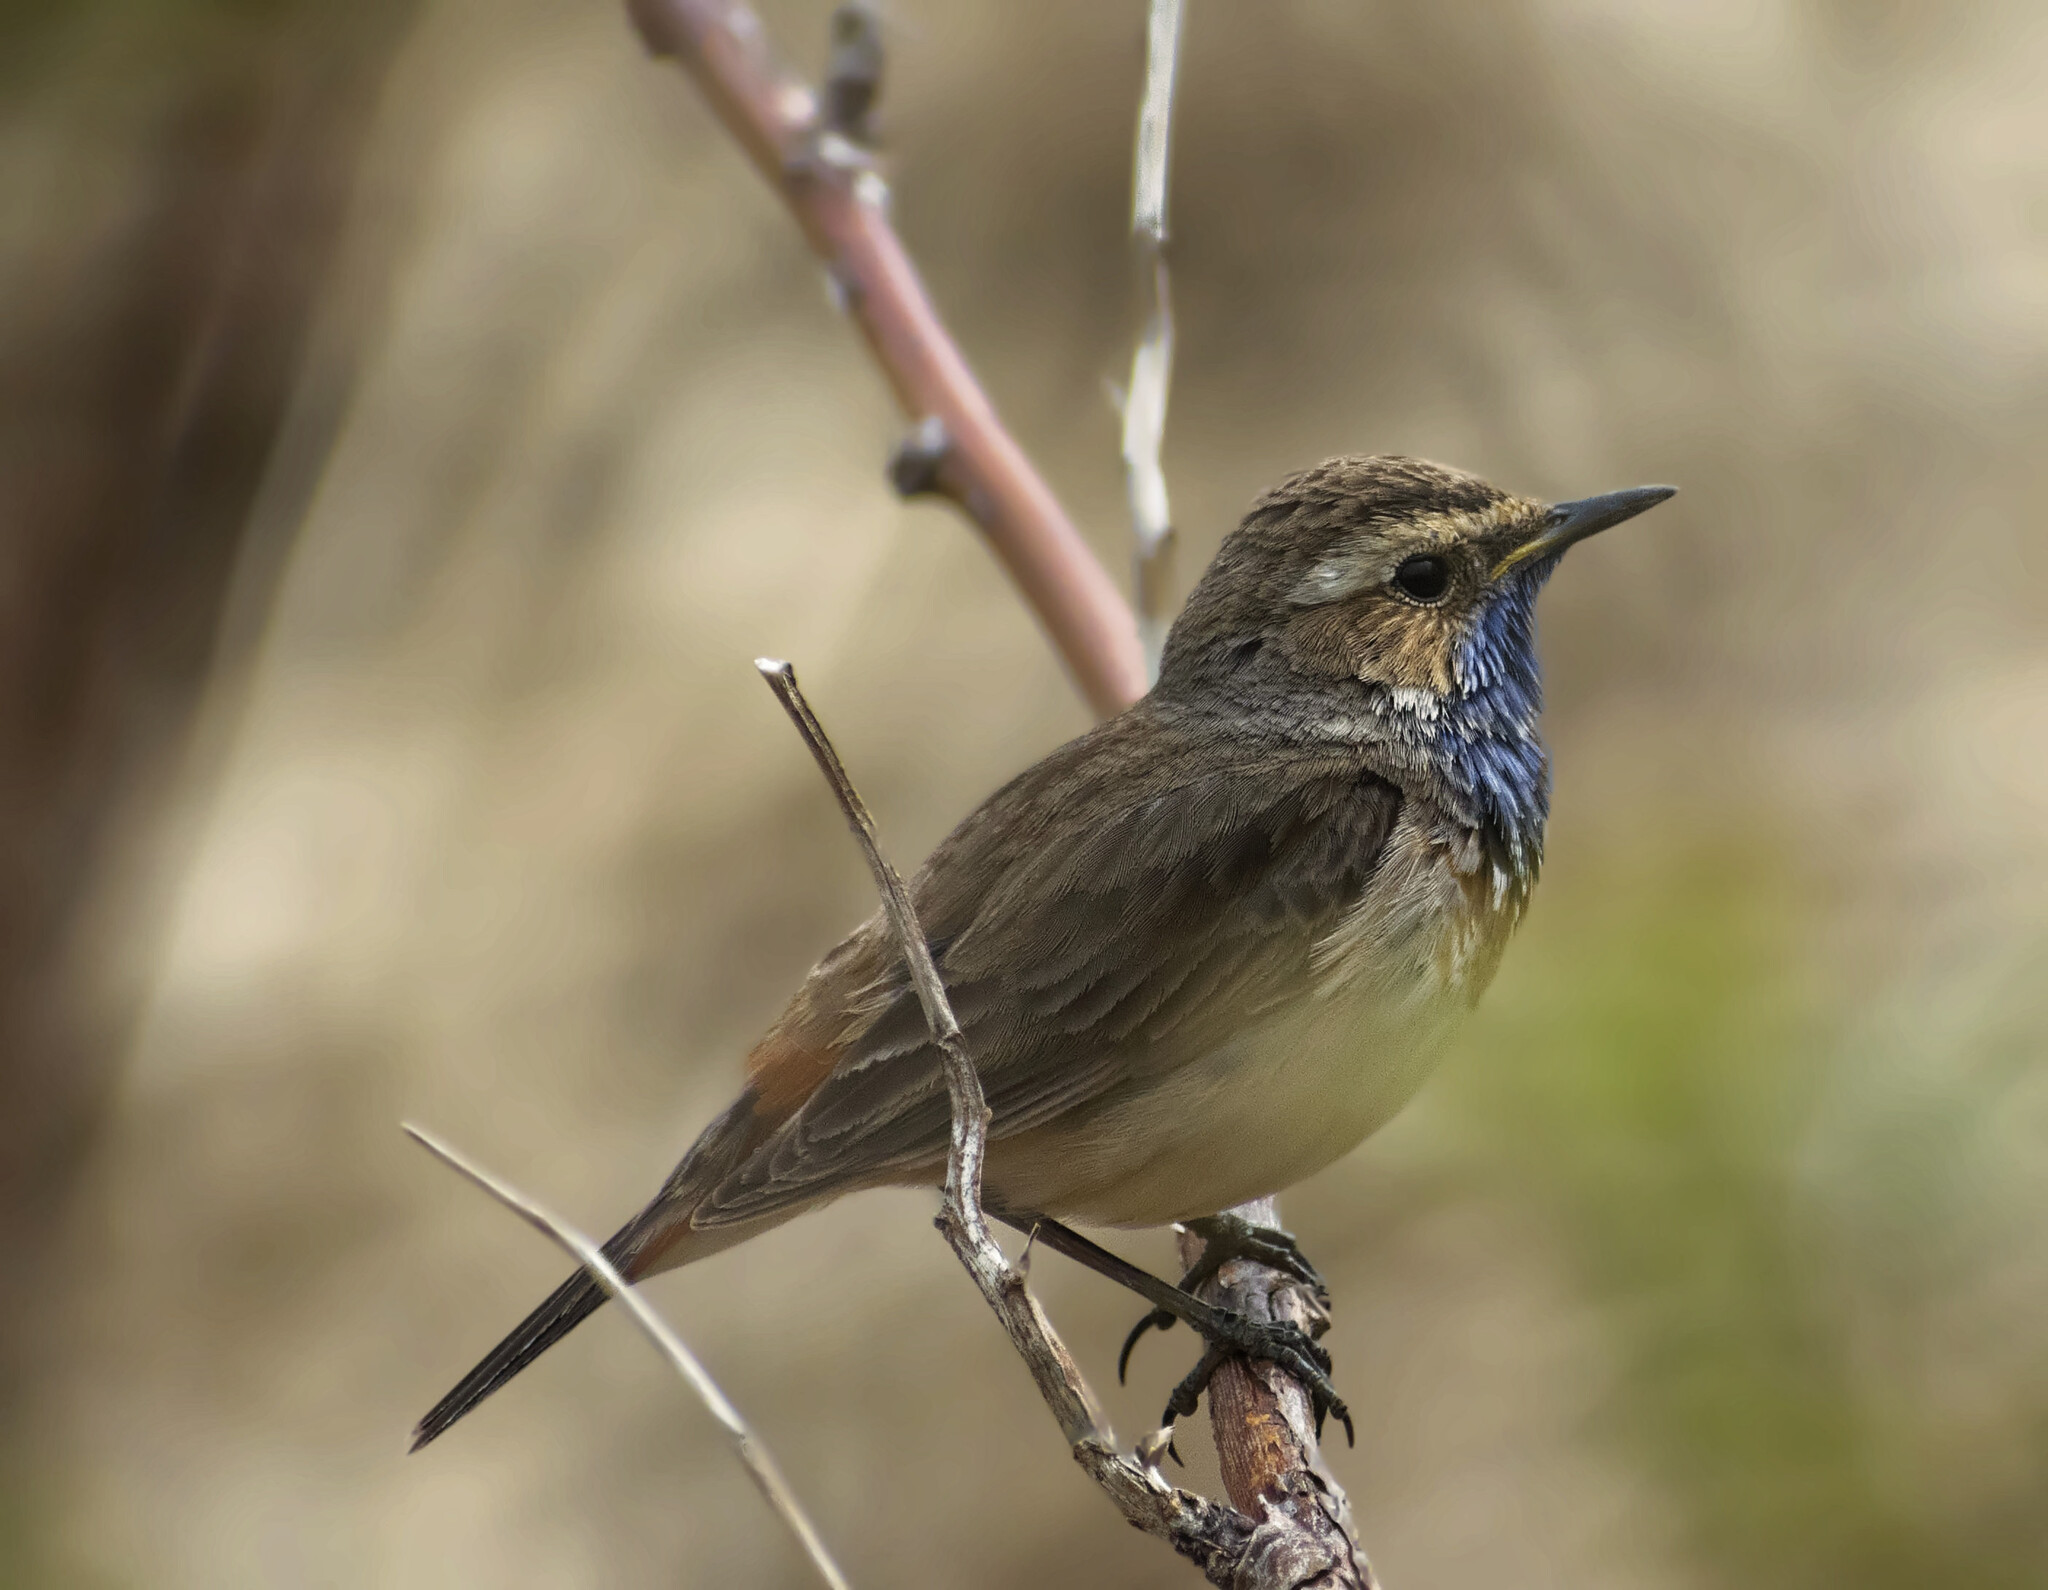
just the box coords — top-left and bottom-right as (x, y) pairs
(411, 1094), (769, 1452)
(410, 1267), (608, 1451)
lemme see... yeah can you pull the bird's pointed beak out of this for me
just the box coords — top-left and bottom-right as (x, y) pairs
(1492, 484), (1677, 579)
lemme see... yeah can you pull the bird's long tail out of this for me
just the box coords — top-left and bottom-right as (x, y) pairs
(410, 1264), (609, 1451)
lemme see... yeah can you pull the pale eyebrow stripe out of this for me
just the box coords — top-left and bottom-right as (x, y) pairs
(1288, 499), (1536, 609)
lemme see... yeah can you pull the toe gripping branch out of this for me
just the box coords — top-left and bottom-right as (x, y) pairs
(995, 1211), (1353, 1448)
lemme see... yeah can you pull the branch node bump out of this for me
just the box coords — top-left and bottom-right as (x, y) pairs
(823, 263), (858, 316)
(852, 168), (890, 211)
(822, 0), (883, 147)
(1135, 1427), (1175, 1488)
(813, 129), (875, 174)
(888, 414), (952, 498)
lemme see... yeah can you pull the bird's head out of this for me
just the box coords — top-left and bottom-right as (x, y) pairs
(1158, 455), (1674, 713)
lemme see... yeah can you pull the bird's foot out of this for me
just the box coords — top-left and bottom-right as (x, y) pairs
(1161, 1311), (1353, 1449)
(1182, 1212), (1331, 1303)
(1117, 1213), (1330, 1378)
(1116, 1214), (1350, 1447)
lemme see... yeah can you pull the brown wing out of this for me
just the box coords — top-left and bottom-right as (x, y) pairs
(692, 705), (1400, 1227)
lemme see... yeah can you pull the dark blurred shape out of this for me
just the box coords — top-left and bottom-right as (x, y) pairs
(822, 0), (884, 147)
(0, 0), (415, 1360)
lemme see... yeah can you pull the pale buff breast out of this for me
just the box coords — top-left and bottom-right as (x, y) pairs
(984, 809), (1523, 1228)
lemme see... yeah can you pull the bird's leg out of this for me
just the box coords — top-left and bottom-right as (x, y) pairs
(989, 1210), (1352, 1446)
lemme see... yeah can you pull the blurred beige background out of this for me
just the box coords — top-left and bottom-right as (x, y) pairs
(4, 0), (2047, 1585)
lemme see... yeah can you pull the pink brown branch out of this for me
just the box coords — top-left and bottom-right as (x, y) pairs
(627, 0), (1148, 719)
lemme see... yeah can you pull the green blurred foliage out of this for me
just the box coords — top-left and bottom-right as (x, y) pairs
(1455, 839), (2047, 1589)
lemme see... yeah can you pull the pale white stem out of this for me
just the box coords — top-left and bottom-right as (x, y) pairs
(1123, 0), (1184, 679)
(402, 1123), (853, 1590)
(1131, 0), (1185, 246)
(1122, 259), (1176, 671)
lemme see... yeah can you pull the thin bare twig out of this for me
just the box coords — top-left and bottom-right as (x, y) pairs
(755, 660), (1249, 1576)
(629, 0), (1147, 718)
(401, 1123), (854, 1590)
(1115, 17), (1368, 1572)
(756, 658), (1374, 1588)
(1122, 0), (1183, 675)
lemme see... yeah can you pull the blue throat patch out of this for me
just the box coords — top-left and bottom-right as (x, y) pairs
(1436, 558), (1554, 879)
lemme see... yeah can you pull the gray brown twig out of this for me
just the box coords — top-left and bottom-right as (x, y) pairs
(756, 659), (1373, 1588)
(401, 1123), (854, 1590)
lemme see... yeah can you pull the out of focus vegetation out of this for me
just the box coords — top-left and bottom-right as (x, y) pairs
(3, 2), (2045, 1587)
(1457, 839), (2047, 1590)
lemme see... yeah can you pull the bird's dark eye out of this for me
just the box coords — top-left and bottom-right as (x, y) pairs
(1392, 553), (1451, 602)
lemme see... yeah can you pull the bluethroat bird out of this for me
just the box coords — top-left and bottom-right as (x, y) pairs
(413, 455), (1674, 1450)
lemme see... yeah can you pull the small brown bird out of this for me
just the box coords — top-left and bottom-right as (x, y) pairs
(413, 455), (1673, 1449)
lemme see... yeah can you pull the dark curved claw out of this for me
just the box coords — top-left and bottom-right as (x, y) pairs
(1162, 1316), (1354, 1448)
(1118, 1307), (1177, 1384)
(1120, 1214), (1334, 1381)
(1163, 1340), (1232, 1423)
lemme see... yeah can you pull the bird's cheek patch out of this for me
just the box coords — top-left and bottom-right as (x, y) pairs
(1352, 605), (1458, 695)
(1281, 602), (1456, 695)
